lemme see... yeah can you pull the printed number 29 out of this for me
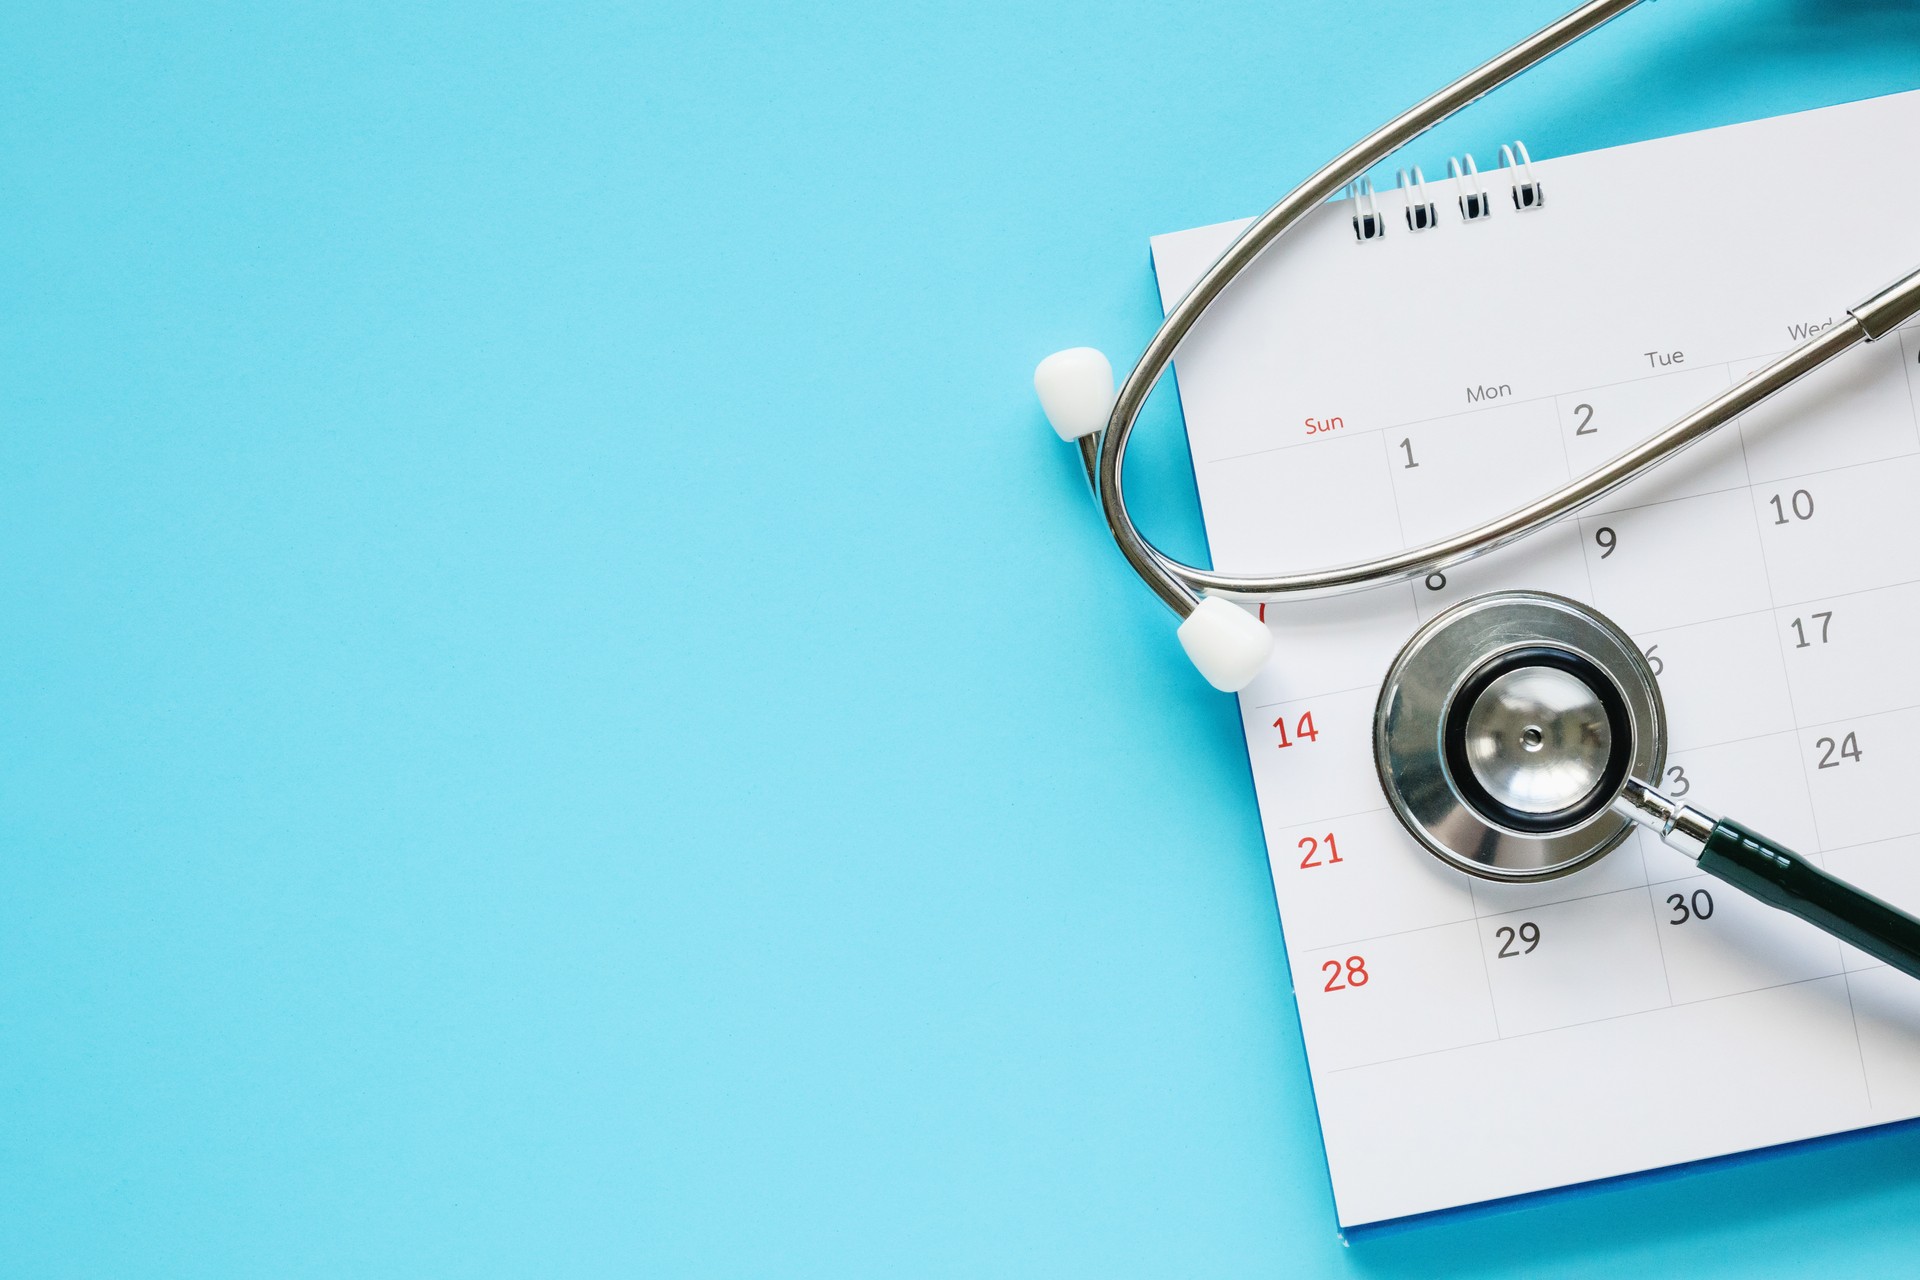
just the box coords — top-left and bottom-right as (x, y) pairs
(1322, 956), (1369, 991)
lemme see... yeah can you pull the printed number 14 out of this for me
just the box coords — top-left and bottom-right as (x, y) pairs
(1274, 711), (1319, 748)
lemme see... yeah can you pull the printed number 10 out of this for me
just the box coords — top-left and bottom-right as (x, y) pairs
(1274, 711), (1319, 748)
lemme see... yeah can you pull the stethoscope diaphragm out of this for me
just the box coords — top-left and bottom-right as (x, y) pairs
(1372, 591), (1665, 882)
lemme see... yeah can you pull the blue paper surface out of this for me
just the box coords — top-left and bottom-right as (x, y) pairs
(4, 0), (1920, 1273)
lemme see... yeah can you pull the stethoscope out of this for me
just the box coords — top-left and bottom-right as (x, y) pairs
(1034, 0), (1920, 976)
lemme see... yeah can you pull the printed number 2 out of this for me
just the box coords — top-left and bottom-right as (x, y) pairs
(1274, 711), (1319, 749)
(1298, 833), (1343, 869)
(1322, 956), (1369, 991)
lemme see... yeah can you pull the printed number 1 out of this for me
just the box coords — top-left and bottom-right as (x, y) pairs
(1274, 711), (1319, 748)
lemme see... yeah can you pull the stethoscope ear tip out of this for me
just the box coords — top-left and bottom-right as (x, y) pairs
(1178, 596), (1272, 692)
(1034, 347), (1114, 442)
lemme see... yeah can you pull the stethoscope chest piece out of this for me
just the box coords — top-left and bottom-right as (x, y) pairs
(1373, 591), (1666, 882)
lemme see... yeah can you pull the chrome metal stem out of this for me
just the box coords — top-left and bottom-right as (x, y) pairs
(1613, 775), (1718, 860)
(1076, 432), (1099, 495)
(1853, 269), (1920, 341)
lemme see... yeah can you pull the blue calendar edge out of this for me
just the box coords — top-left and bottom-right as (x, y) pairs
(1147, 244), (1920, 1241)
(1345, 1112), (1920, 1239)
(1145, 233), (1351, 1232)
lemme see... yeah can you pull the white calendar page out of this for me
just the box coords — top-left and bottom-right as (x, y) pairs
(1151, 89), (1920, 1227)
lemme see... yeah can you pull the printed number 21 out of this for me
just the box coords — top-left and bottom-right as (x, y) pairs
(1298, 833), (1342, 869)
(1274, 711), (1319, 749)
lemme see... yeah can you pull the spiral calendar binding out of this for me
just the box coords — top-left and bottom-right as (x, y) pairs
(1348, 141), (1543, 241)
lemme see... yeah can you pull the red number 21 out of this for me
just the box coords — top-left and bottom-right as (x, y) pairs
(1297, 832), (1342, 869)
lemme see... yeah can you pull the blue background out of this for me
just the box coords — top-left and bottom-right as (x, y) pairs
(6, 0), (1920, 1274)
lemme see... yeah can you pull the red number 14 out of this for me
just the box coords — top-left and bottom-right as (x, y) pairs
(1273, 710), (1318, 749)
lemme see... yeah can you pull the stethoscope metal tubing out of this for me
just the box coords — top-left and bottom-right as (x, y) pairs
(1094, 0), (1647, 616)
(1154, 319), (1867, 602)
(1088, 0), (1920, 618)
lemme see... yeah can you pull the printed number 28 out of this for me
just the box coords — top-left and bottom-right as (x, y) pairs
(1322, 956), (1369, 991)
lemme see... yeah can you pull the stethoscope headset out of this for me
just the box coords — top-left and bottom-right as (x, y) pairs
(1032, 0), (1920, 976)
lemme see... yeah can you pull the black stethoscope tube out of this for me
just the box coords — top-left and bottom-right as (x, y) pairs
(1698, 821), (1920, 980)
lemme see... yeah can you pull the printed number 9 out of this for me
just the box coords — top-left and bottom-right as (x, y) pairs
(1595, 526), (1617, 558)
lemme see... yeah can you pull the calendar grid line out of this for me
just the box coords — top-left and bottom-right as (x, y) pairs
(1377, 431), (1415, 559)
(1250, 681), (1380, 712)
(1779, 694), (1920, 736)
(1549, 386), (1601, 611)
(1373, 370), (1512, 1026)
(1898, 329), (1920, 453)
(1797, 828), (1920, 859)
(1572, 444), (1920, 526)
(1206, 353), (1780, 468)
(1644, 872), (1679, 1009)
(1222, 453), (1920, 663)
(1268, 802), (1391, 833)
(1618, 364), (1734, 1013)
(1730, 380), (1878, 1105)
(1296, 884), (1650, 955)
(1259, 720), (1905, 843)
(1206, 336), (1914, 469)
(1252, 571), (1920, 712)
(1322, 972), (1860, 1077)
(1468, 893), (1505, 1036)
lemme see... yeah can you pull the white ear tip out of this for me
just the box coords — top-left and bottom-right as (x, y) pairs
(1033, 347), (1114, 441)
(1176, 597), (1273, 692)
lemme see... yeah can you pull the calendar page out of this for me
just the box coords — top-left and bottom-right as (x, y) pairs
(1151, 88), (1920, 1227)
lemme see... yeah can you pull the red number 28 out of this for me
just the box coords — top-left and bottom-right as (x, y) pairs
(1322, 956), (1369, 992)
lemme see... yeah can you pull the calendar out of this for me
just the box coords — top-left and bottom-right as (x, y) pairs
(1150, 89), (1920, 1226)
